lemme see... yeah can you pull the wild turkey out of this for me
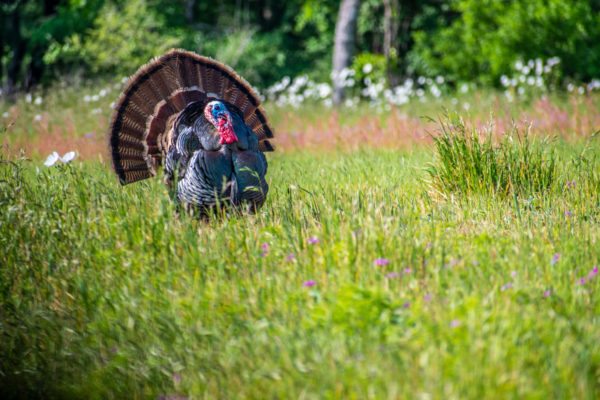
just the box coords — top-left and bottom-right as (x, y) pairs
(108, 49), (274, 215)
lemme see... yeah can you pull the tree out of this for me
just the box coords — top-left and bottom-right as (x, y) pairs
(332, 0), (360, 105)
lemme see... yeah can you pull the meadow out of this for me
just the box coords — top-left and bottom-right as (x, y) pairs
(1, 82), (600, 399)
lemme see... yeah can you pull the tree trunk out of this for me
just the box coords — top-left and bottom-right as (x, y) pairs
(4, 10), (23, 97)
(184, 0), (196, 25)
(332, 0), (360, 105)
(383, 0), (399, 85)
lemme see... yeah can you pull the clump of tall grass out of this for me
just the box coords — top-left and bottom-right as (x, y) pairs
(426, 114), (557, 197)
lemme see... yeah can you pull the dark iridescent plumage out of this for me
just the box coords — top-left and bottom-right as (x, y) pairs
(165, 101), (268, 213)
(108, 49), (273, 215)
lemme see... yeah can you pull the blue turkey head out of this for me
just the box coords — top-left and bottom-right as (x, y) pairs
(204, 100), (238, 144)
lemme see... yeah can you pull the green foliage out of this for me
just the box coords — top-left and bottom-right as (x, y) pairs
(427, 114), (557, 197)
(411, 0), (600, 85)
(46, 0), (181, 76)
(352, 53), (387, 83)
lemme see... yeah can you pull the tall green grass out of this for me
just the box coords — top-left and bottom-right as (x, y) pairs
(1, 143), (600, 399)
(426, 115), (558, 198)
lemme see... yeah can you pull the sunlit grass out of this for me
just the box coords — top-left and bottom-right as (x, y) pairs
(1, 140), (599, 398)
(426, 114), (558, 197)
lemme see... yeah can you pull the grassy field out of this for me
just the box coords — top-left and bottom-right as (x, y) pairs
(1, 85), (600, 399)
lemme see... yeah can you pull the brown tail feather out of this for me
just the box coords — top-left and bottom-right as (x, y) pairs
(109, 49), (275, 185)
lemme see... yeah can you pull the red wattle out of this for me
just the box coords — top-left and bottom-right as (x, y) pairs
(218, 118), (238, 144)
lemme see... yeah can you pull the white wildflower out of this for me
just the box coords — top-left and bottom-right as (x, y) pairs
(436, 76), (444, 84)
(44, 152), (60, 167)
(34, 114), (41, 121)
(362, 63), (373, 74)
(26, 94), (32, 103)
(61, 151), (76, 163)
(84, 95), (91, 102)
(535, 77), (544, 87)
(535, 59), (543, 76)
(34, 97), (42, 105)
(515, 60), (523, 71)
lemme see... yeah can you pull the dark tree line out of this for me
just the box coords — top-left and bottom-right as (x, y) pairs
(2, 0), (600, 98)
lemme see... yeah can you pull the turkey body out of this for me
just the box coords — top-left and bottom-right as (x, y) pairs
(108, 49), (275, 217)
(164, 102), (268, 213)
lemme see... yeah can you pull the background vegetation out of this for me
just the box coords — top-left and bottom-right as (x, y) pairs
(2, 0), (600, 94)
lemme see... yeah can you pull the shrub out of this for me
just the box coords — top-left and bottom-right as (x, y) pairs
(411, 0), (600, 86)
(45, 0), (181, 77)
(426, 114), (558, 197)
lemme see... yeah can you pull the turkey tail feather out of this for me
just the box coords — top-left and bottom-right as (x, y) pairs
(109, 49), (275, 185)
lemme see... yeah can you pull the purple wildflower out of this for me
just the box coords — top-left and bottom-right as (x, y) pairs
(287, 253), (296, 261)
(353, 229), (363, 236)
(302, 280), (317, 287)
(551, 253), (561, 265)
(592, 267), (598, 276)
(403, 301), (411, 308)
(510, 271), (517, 278)
(307, 237), (319, 244)
(373, 258), (390, 266)
(424, 294), (432, 302)
(173, 373), (181, 383)
(403, 268), (412, 274)
(450, 320), (460, 328)
(261, 243), (269, 256)
(577, 278), (586, 285)
(385, 272), (400, 279)
(500, 282), (514, 291)
(472, 260), (479, 266)
(564, 211), (573, 216)
(544, 290), (551, 297)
